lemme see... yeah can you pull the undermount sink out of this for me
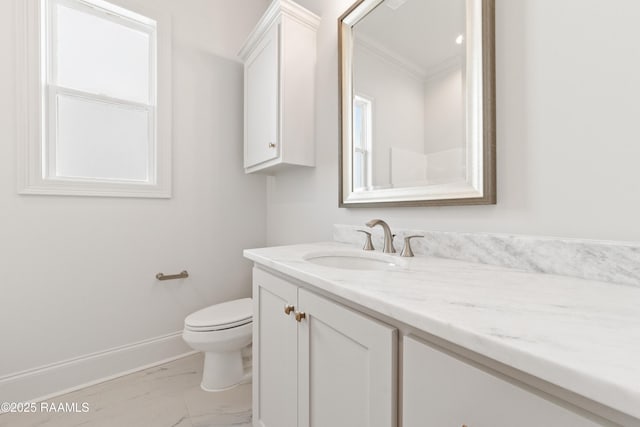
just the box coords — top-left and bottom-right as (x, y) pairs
(303, 251), (404, 271)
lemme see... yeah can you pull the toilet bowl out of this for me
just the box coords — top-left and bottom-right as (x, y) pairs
(182, 298), (253, 391)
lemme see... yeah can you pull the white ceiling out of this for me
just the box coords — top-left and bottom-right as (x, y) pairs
(354, 0), (466, 72)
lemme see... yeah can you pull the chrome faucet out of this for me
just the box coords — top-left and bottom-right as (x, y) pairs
(365, 219), (396, 253)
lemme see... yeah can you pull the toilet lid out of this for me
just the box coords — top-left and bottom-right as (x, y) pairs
(185, 298), (252, 329)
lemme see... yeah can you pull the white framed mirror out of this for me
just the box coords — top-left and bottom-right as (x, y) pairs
(339, 0), (495, 207)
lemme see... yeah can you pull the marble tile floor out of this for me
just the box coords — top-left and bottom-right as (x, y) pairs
(0, 354), (252, 427)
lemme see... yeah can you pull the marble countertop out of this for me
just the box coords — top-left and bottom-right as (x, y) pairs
(244, 242), (640, 420)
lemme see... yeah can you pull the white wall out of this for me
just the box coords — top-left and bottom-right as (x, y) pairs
(424, 64), (464, 154)
(423, 63), (465, 184)
(267, 0), (640, 244)
(0, 0), (269, 398)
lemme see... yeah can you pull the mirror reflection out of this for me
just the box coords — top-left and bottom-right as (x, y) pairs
(339, 0), (495, 207)
(352, 0), (466, 191)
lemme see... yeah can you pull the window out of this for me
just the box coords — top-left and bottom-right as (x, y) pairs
(17, 0), (171, 197)
(353, 95), (373, 191)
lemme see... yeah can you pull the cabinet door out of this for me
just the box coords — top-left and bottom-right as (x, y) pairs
(402, 336), (606, 427)
(244, 23), (279, 168)
(298, 289), (397, 427)
(253, 268), (298, 427)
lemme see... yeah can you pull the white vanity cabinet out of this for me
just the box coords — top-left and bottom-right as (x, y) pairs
(402, 336), (605, 427)
(239, 0), (319, 174)
(246, 244), (640, 427)
(253, 268), (397, 427)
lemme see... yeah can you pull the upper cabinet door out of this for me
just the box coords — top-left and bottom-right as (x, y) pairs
(297, 289), (397, 427)
(244, 23), (279, 168)
(239, 0), (319, 174)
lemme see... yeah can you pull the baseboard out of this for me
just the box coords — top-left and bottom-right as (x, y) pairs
(0, 331), (195, 404)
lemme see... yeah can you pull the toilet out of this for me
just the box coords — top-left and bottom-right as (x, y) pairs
(182, 298), (253, 391)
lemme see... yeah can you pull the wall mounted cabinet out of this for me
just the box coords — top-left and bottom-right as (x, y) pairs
(252, 268), (397, 427)
(239, 0), (319, 174)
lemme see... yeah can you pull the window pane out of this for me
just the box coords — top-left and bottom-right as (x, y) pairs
(353, 103), (363, 149)
(55, 4), (152, 104)
(353, 151), (364, 190)
(55, 94), (150, 181)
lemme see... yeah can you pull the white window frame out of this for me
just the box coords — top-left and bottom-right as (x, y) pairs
(353, 94), (373, 191)
(16, 0), (172, 198)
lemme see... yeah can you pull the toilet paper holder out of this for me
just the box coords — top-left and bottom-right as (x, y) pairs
(156, 271), (189, 281)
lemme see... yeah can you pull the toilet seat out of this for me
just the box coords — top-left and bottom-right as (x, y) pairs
(185, 318), (252, 332)
(185, 298), (252, 332)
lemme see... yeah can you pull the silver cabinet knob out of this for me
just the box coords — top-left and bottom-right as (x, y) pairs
(268, 142), (276, 148)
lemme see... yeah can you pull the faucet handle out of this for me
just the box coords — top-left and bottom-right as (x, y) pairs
(400, 235), (424, 257)
(356, 230), (375, 251)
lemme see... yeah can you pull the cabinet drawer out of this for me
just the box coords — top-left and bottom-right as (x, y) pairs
(402, 336), (604, 427)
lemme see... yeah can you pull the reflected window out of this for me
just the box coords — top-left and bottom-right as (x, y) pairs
(353, 95), (372, 191)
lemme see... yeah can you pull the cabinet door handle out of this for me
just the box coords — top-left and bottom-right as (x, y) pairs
(284, 304), (295, 315)
(268, 142), (276, 148)
(294, 311), (306, 322)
